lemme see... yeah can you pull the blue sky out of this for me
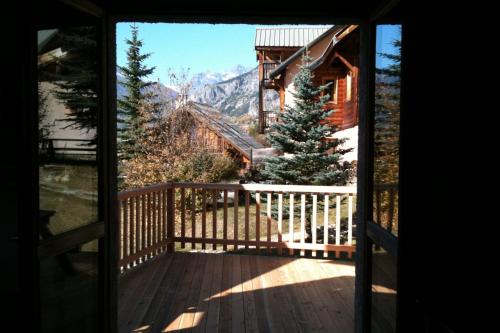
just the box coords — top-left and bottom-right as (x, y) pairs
(116, 23), (262, 84)
(116, 23), (401, 83)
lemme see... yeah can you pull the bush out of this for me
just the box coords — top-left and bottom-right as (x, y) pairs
(173, 150), (239, 183)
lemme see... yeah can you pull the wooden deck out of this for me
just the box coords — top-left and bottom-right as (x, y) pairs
(119, 252), (355, 333)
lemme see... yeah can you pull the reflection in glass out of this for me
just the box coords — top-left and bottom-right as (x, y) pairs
(40, 240), (99, 333)
(38, 27), (98, 236)
(371, 244), (397, 333)
(373, 25), (401, 236)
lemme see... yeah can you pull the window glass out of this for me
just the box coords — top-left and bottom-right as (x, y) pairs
(38, 27), (99, 236)
(372, 25), (401, 236)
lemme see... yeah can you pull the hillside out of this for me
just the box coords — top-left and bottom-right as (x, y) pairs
(191, 66), (280, 118)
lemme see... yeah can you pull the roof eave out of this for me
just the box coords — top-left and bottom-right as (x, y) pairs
(268, 25), (348, 79)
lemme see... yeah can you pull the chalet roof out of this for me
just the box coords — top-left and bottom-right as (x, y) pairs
(308, 25), (359, 71)
(188, 102), (263, 159)
(255, 26), (332, 48)
(268, 25), (348, 79)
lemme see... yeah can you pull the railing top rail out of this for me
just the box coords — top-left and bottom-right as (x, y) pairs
(118, 182), (357, 199)
(172, 182), (357, 194)
(118, 182), (173, 200)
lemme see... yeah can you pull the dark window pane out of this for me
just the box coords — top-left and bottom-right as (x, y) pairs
(372, 25), (401, 236)
(38, 27), (98, 236)
(40, 240), (99, 333)
(371, 243), (397, 333)
(38, 25), (100, 333)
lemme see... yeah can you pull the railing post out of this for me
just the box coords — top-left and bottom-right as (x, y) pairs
(166, 184), (175, 253)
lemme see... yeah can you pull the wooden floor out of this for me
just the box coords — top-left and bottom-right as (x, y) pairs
(118, 252), (355, 333)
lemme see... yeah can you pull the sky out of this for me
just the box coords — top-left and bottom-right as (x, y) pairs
(116, 23), (262, 84)
(116, 23), (401, 84)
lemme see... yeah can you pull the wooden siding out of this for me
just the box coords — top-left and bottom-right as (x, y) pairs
(118, 252), (355, 333)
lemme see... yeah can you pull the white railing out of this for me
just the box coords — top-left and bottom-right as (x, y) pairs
(118, 182), (357, 272)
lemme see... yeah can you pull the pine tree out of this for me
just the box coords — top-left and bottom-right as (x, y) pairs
(261, 55), (353, 239)
(117, 24), (156, 160)
(50, 26), (98, 144)
(262, 55), (352, 185)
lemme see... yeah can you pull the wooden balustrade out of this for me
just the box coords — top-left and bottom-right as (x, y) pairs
(373, 183), (398, 234)
(118, 182), (357, 272)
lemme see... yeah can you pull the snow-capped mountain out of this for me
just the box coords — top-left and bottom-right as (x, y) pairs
(117, 65), (280, 120)
(190, 66), (280, 117)
(189, 65), (251, 97)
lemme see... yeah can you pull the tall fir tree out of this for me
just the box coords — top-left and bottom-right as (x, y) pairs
(117, 24), (155, 160)
(262, 55), (353, 185)
(50, 26), (98, 144)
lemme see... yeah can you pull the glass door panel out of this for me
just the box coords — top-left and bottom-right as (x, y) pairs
(372, 24), (401, 236)
(37, 9), (103, 332)
(369, 23), (402, 332)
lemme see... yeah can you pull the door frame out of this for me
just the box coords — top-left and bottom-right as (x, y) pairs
(355, 1), (404, 332)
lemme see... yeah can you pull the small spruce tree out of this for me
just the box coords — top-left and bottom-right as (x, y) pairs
(262, 55), (353, 239)
(117, 24), (156, 160)
(262, 55), (352, 186)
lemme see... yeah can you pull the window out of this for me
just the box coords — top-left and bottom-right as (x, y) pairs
(325, 79), (338, 103)
(346, 71), (352, 102)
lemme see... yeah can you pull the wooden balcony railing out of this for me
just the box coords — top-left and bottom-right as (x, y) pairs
(262, 110), (278, 129)
(262, 61), (279, 85)
(373, 183), (398, 235)
(118, 182), (357, 272)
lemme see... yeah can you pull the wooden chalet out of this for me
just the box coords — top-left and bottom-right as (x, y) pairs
(256, 25), (360, 135)
(187, 102), (264, 170)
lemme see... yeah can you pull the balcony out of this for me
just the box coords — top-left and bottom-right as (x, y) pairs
(262, 61), (280, 88)
(261, 110), (278, 131)
(118, 182), (358, 332)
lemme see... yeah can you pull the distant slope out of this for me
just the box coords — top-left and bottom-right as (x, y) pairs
(191, 67), (280, 117)
(116, 74), (178, 102)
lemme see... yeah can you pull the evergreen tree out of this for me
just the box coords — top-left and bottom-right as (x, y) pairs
(262, 55), (352, 185)
(117, 24), (156, 160)
(262, 55), (353, 239)
(50, 26), (98, 144)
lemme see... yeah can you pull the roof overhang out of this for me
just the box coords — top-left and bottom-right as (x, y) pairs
(269, 25), (357, 79)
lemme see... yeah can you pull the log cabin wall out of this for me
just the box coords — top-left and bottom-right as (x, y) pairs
(191, 115), (249, 171)
(283, 29), (340, 106)
(278, 27), (359, 131)
(293, 28), (359, 130)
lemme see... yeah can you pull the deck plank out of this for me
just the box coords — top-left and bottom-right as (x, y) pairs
(178, 253), (207, 330)
(163, 253), (201, 332)
(149, 253), (190, 333)
(192, 254), (216, 333)
(301, 258), (354, 332)
(219, 255), (233, 333)
(231, 255), (245, 332)
(205, 254), (224, 332)
(119, 254), (173, 333)
(240, 255), (259, 333)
